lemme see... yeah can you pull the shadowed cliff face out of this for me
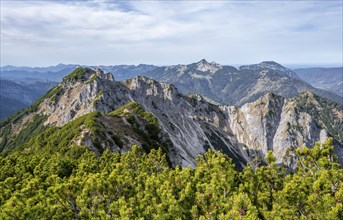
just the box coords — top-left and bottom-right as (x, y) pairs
(1, 67), (342, 169)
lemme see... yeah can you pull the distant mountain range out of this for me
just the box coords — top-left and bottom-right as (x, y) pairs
(0, 80), (56, 120)
(2, 62), (342, 97)
(0, 64), (156, 82)
(141, 60), (342, 105)
(294, 67), (343, 97)
(1, 66), (77, 83)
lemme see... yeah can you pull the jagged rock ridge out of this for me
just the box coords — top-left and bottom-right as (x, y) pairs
(1, 67), (342, 169)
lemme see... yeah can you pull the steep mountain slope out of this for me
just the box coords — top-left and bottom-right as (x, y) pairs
(1, 68), (342, 169)
(15, 109), (176, 163)
(294, 67), (343, 97)
(0, 80), (56, 120)
(143, 60), (342, 105)
(0, 64), (156, 120)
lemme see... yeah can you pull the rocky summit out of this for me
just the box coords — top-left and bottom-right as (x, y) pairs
(1, 67), (342, 169)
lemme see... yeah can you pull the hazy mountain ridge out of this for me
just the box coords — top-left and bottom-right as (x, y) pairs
(1, 64), (78, 73)
(294, 67), (343, 97)
(0, 80), (57, 120)
(240, 61), (301, 79)
(0, 96), (27, 121)
(1, 67), (342, 169)
(1, 67), (76, 82)
(142, 60), (342, 105)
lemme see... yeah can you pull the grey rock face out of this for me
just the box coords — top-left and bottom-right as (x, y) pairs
(36, 68), (342, 169)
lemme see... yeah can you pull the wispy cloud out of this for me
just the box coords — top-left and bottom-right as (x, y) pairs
(1, 0), (342, 66)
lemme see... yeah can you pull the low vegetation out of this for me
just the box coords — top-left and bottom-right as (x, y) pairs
(24, 112), (101, 153)
(62, 67), (90, 82)
(0, 114), (48, 153)
(109, 102), (158, 126)
(0, 138), (341, 219)
(294, 92), (343, 143)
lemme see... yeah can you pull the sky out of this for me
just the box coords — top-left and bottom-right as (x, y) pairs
(1, 0), (342, 67)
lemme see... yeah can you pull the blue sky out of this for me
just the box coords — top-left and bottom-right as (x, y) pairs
(1, 0), (342, 66)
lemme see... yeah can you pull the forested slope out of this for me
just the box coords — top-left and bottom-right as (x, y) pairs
(0, 138), (342, 219)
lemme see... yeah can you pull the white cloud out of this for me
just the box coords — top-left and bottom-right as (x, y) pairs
(1, 0), (342, 66)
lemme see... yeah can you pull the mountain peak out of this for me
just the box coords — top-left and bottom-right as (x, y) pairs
(239, 61), (283, 70)
(196, 59), (210, 65)
(193, 59), (221, 73)
(260, 61), (282, 66)
(94, 67), (115, 81)
(62, 67), (114, 83)
(62, 67), (94, 82)
(258, 61), (288, 70)
(239, 61), (300, 79)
